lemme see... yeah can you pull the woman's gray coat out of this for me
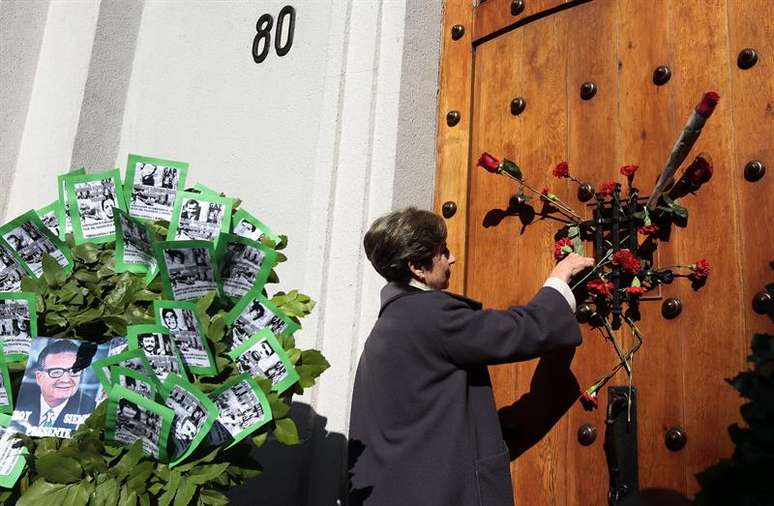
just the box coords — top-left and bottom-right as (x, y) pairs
(348, 282), (582, 506)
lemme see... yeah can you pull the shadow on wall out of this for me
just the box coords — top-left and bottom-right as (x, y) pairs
(228, 402), (348, 506)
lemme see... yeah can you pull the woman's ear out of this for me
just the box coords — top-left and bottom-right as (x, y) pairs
(407, 261), (425, 281)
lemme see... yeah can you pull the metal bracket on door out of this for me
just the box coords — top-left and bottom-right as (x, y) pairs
(604, 386), (639, 505)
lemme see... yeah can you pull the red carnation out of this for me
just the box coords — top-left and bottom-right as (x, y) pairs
(612, 249), (641, 275)
(599, 180), (616, 196)
(580, 391), (599, 410)
(625, 286), (646, 296)
(619, 164), (639, 177)
(695, 91), (720, 118)
(690, 259), (710, 281)
(553, 161), (570, 178)
(477, 152), (500, 173)
(638, 224), (660, 237)
(586, 278), (614, 297)
(553, 237), (574, 260)
(685, 154), (713, 184)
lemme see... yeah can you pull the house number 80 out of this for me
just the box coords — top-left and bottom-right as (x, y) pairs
(252, 5), (296, 64)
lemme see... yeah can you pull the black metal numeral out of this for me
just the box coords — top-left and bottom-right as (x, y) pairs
(252, 13), (274, 64)
(253, 6), (296, 64)
(275, 5), (295, 57)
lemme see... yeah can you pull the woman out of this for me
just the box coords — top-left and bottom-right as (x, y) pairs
(348, 207), (593, 506)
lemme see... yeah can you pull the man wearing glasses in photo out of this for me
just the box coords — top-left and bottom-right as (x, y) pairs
(12, 340), (96, 434)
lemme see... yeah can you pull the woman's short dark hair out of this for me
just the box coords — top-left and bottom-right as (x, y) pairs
(363, 207), (446, 282)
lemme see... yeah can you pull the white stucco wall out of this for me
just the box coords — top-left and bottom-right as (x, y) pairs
(0, 0), (442, 503)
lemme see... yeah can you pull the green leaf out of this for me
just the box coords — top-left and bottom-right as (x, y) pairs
(157, 470), (180, 506)
(251, 433), (268, 448)
(275, 235), (288, 250)
(126, 461), (154, 494)
(17, 480), (71, 505)
(103, 315), (128, 336)
(188, 463), (230, 485)
(21, 276), (40, 294)
(196, 292), (217, 316)
(112, 440), (144, 480)
(272, 418), (299, 445)
(172, 481), (197, 506)
(287, 348), (301, 365)
(207, 313), (226, 342)
(35, 453), (83, 484)
(42, 254), (68, 287)
(268, 394), (290, 419)
(73, 243), (101, 263)
(62, 479), (94, 506)
(199, 489), (230, 506)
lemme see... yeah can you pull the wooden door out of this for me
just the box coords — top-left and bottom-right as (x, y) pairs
(435, 0), (773, 504)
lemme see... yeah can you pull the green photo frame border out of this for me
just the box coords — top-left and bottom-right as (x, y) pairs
(127, 324), (187, 381)
(215, 233), (277, 301)
(209, 373), (272, 449)
(0, 343), (14, 414)
(114, 207), (159, 283)
(167, 191), (232, 244)
(106, 385), (175, 461)
(0, 291), (38, 362)
(0, 413), (28, 488)
(159, 373), (219, 467)
(65, 168), (128, 245)
(36, 200), (63, 238)
(224, 288), (300, 348)
(110, 366), (161, 401)
(92, 348), (156, 397)
(153, 300), (217, 377)
(124, 154), (189, 223)
(0, 210), (74, 278)
(226, 328), (299, 394)
(231, 208), (280, 245)
(153, 240), (222, 301)
(57, 167), (85, 240)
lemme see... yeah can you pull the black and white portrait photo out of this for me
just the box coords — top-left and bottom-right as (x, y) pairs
(232, 218), (265, 243)
(38, 210), (60, 238)
(2, 220), (67, 277)
(129, 162), (182, 221)
(163, 247), (217, 301)
(115, 372), (154, 400)
(73, 178), (119, 239)
(114, 397), (163, 458)
(172, 194), (229, 242)
(0, 245), (27, 292)
(165, 384), (208, 458)
(212, 379), (265, 439)
(234, 336), (289, 386)
(0, 299), (33, 358)
(220, 242), (267, 298)
(159, 308), (210, 369)
(137, 332), (182, 380)
(227, 298), (290, 349)
(116, 209), (156, 271)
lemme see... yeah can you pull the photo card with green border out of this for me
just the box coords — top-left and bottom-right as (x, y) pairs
(57, 167), (85, 240)
(106, 385), (175, 461)
(153, 300), (217, 376)
(92, 348), (156, 398)
(0, 343), (14, 414)
(207, 373), (272, 448)
(225, 288), (299, 350)
(227, 329), (299, 394)
(0, 210), (73, 278)
(0, 242), (29, 293)
(125, 154), (189, 222)
(215, 233), (276, 301)
(159, 373), (218, 467)
(65, 169), (127, 244)
(0, 412), (28, 488)
(0, 292), (37, 362)
(110, 366), (161, 401)
(114, 207), (159, 282)
(231, 208), (280, 245)
(167, 191), (232, 244)
(128, 324), (186, 381)
(153, 240), (221, 301)
(36, 200), (63, 239)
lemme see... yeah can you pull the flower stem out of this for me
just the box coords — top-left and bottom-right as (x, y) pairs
(602, 316), (631, 376)
(570, 249), (614, 290)
(501, 172), (583, 222)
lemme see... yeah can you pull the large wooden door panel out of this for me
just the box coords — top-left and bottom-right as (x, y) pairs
(448, 0), (774, 504)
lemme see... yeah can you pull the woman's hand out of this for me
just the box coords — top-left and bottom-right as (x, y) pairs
(550, 253), (595, 284)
